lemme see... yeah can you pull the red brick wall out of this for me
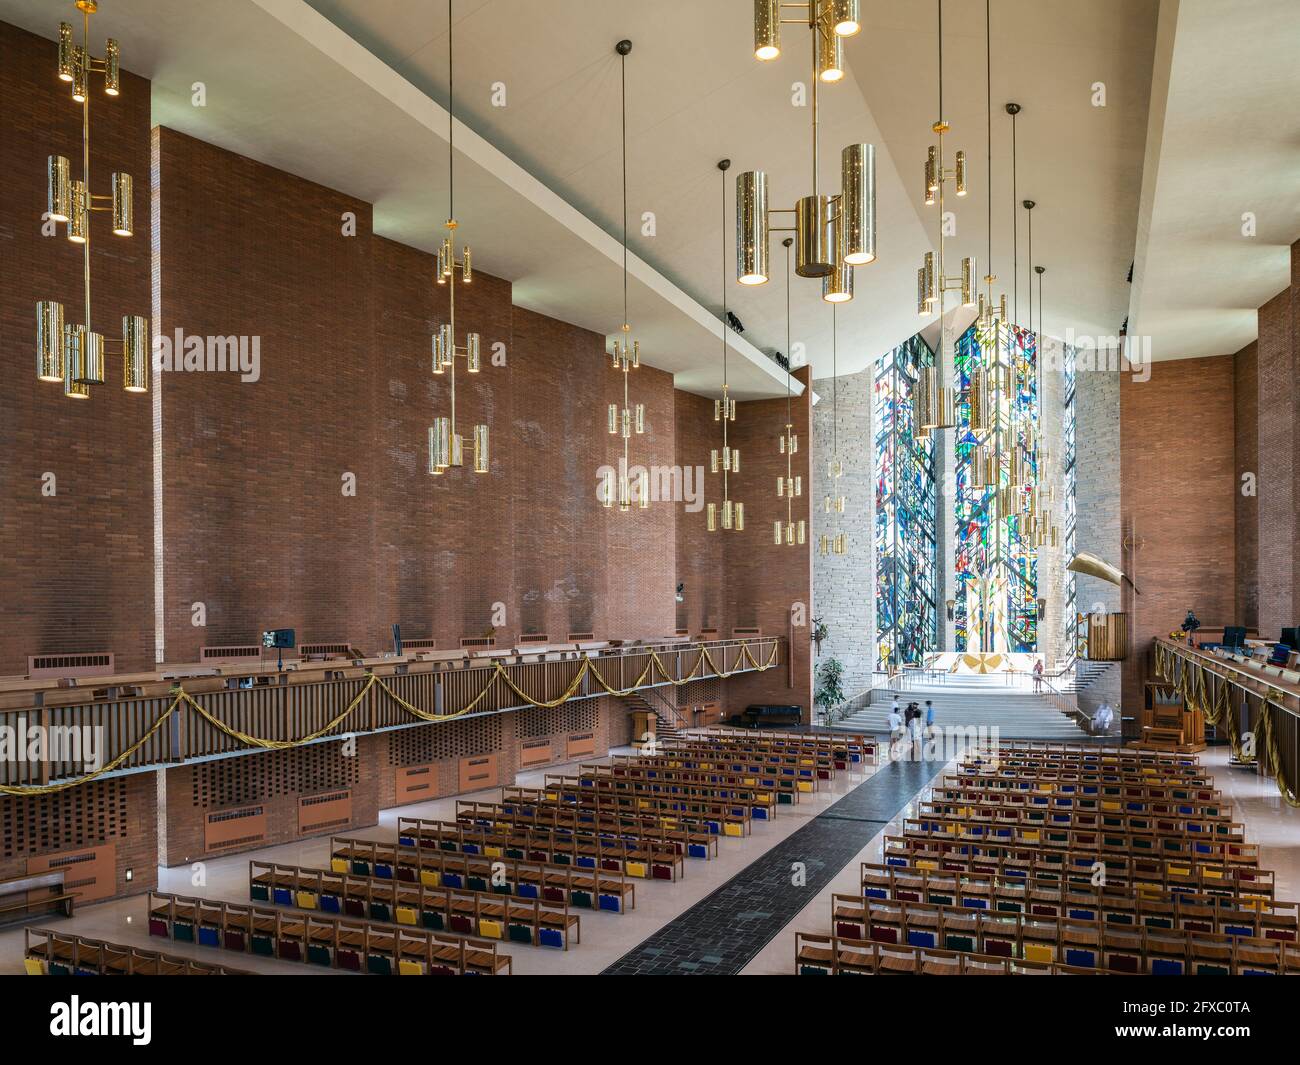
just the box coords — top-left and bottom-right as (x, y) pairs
(1255, 286), (1294, 639)
(674, 392), (725, 635)
(0, 772), (158, 900)
(1121, 356), (1236, 712)
(725, 367), (814, 718)
(0, 21), (154, 674)
(1234, 341), (1259, 630)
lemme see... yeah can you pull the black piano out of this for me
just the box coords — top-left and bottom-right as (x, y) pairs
(734, 704), (803, 728)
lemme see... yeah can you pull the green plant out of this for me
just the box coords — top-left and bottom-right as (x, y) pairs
(815, 657), (846, 722)
(811, 617), (829, 657)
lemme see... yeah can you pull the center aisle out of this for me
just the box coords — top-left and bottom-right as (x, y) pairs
(601, 756), (946, 975)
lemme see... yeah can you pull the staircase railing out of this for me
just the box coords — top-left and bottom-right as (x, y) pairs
(635, 684), (690, 732)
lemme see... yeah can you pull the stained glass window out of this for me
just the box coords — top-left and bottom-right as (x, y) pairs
(1063, 341), (1078, 656)
(953, 321), (1039, 653)
(874, 334), (937, 669)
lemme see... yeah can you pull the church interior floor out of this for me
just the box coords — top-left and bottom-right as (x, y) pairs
(4, 741), (1293, 976)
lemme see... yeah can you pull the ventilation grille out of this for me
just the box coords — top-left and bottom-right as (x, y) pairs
(677, 678), (724, 709)
(518, 633), (550, 645)
(516, 698), (599, 739)
(460, 637), (495, 649)
(566, 632), (597, 642)
(201, 645), (261, 663)
(189, 746), (358, 809)
(2, 779), (128, 858)
(401, 639), (439, 651)
(299, 643), (351, 658)
(389, 715), (503, 766)
(733, 627), (762, 637)
(27, 653), (114, 679)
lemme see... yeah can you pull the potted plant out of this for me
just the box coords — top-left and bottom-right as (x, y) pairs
(811, 616), (829, 657)
(815, 656), (846, 726)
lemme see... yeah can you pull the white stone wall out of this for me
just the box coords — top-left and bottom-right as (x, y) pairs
(1073, 365), (1123, 715)
(811, 368), (875, 697)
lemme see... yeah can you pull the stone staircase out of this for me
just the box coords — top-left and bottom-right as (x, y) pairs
(1053, 660), (1116, 694)
(834, 682), (1089, 740)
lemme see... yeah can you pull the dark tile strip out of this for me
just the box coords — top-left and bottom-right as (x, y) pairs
(600, 757), (946, 975)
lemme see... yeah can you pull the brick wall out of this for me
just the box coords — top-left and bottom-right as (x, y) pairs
(0, 772), (158, 901)
(0, 21), (154, 674)
(1256, 287), (1294, 638)
(1120, 356), (1236, 713)
(674, 391), (725, 635)
(1234, 340), (1259, 630)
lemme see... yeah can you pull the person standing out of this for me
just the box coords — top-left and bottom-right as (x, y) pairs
(1032, 658), (1044, 693)
(924, 699), (935, 739)
(888, 703), (904, 750)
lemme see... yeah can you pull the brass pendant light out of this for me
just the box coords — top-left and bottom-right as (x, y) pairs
(774, 239), (806, 546)
(915, 0), (971, 432)
(37, 1), (148, 400)
(976, 0), (1009, 333)
(739, 1), (876, 300)
(428, 0), (491, 478)
(604, 39), (648, 512)
(707, 160), (743, 533)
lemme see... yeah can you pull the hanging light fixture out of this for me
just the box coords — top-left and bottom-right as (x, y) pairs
(604, 40), (648, 513)
(914, 0), (971, 431)
(428, 0), (491, 479)
(819, 303), (847, 557)
(708, 160), (743, 533)
(976, 0), (1009, 333)
(739, 1), (875, 300)
(773, 239), (806, 547)
(36, 1), (148, 400)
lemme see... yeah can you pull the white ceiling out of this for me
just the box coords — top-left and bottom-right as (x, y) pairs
(3, 0), (1186, 387)
(1128, 0), (1300, 361)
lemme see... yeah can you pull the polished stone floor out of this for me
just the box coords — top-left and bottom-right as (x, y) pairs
(2, 741), (1296, 976)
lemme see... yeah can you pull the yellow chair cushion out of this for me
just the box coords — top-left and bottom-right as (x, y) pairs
(395, 906), (418, 926)
(743, 777), (757, 786)
(479, 919), (503, 939)
(916, 859), (938, 871)
(330, 858), (349, 874)
(484, 846), (503, 859)
(420, 869), (440, 887)
(23, 958), (44, 976)
(723, 822), (744, 837)
(797, 781), (813, 793)
(626, 861), (648, 878)
(295, 891), (317, 909)
(1023, 943), (1054, 964)
(398, 960), (423, 976)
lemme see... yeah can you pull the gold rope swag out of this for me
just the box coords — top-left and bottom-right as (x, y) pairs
(0, 641), (780, 794)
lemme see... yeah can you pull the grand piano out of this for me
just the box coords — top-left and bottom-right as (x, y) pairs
(733, 704), (803, 727)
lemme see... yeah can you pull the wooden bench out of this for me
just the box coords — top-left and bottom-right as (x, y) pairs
(148, 890), (511, 975)
(795, 932), (1100, 975)
(454, 800), (720, 861)
(856, 862), (1297, 940)
(0, 870), (75, 927)
(249, 859), (579, 949)
(394, 815), (685, 881)
(25, 927), (251, 975)
(329, 835), (637, 913)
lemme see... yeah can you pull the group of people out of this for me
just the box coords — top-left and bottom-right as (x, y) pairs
(887, 696), (934, 755)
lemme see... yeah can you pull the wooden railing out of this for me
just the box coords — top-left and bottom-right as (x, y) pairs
(0, 637), (780, 788)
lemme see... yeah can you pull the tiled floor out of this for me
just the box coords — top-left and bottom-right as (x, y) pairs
(4, 741), (1297, 976)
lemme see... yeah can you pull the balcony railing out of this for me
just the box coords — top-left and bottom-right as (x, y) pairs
(0, 637), (781, 791)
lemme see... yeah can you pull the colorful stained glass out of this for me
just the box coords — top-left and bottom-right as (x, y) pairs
(953, 320), (1039, 653)
(874, 334), (937, 668)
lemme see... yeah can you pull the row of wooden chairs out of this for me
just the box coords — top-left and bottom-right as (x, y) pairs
(950, 764), (1220, 795)
(395, 816), (685, 881)
(815, 894), (1300, 974)
(931, 782), (1229, 820)
(860, 861), (1293, 936)
(25, 927), (251, 975)
(250, 859), (580, 949)
(147, 890), (511, 974)
(669, 728), (875, 768)
(454, 799), (719, 859)
(795, 932), (1100, 975)
(653, 742), (837, 782)
(584, 760), (811, 801)
(968, 742), (1202, 769)
(544, 772), (780, 822)
(330, 835), (637, 912)
(900, 815), (1259, 866)
(505, 783), (753, 836)
(915, 799), (1246, 841)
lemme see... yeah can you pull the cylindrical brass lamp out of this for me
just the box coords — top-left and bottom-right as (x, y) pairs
(47, 155), (70, 222)
(737, 171), (769, 285)
(795, 194), (834, 278)
(753, 0), (780, 60)
(37, 300), (65, 382)
(123, 314), (149, 392)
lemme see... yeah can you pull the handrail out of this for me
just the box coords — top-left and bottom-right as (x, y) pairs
(0, 636), (781, 790)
